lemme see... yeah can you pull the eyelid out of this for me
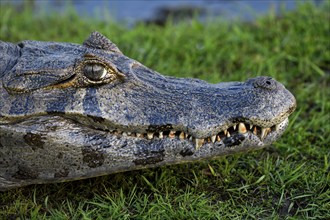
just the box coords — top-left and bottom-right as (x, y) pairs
(82, 53), (116, 72)
(84, 53), (98, 59)
(81, 53), (125, 80)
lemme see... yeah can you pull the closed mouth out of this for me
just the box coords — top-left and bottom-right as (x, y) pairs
(98, 118), (288, 150)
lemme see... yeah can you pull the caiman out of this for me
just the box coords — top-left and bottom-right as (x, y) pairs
(0, 32), (296, 191)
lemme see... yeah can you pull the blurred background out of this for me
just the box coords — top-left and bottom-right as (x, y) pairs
(0, 0), (325, 26)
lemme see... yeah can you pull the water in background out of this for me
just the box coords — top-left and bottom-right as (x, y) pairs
(1, 0), (324, 26)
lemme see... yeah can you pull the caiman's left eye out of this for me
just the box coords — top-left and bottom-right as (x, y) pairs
(83, 64), (108, 81)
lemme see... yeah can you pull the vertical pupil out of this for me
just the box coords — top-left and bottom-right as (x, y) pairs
(84, 64), (105, 81)
(92, 65), (103, 74)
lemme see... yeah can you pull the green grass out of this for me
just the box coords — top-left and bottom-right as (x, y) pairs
(1, 1), (329, 219)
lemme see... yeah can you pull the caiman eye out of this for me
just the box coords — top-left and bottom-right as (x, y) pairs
(83, 64), (107, 81)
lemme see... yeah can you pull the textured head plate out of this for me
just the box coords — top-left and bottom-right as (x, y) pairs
(83, 31), (122, 54)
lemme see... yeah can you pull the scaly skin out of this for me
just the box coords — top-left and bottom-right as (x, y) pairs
(0, 32), (296, 190)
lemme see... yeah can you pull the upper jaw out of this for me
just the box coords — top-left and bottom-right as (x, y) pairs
(83, 116), (289, 150)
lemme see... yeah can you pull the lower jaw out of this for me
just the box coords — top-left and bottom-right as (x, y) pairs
(0, 116), (287, 190)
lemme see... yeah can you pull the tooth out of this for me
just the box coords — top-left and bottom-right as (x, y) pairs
(261, 128), (266, 139)
(189, 136), (193, 141)
(169, 130), (176, 138)
(253, 127), (257, 135)
(217, 135), (221, 142)
(211, 135), (216, 143)
(159, 132), (163, 139)
(185, 133), (189, 138)
(127, 132), (131, 135)
(275, 124), (281, 131)
(238, 122), (247, 134)
(179, 132), (185, 140)
(147, 132), (154, 139)
(233, 124), (237, 130)
(224, 129), (227, 135)
(122, 132), (128, 136)
(227, 131), (230, 137)
(136, 133), (142, 138)
(195, 138), (204, 150)
(250, 124), (253, 130)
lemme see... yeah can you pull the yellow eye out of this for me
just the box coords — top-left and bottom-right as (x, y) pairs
(83, 64), (107, 81)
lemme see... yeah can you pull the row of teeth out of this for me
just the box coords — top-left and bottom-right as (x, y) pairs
(108, 122), (277, 150)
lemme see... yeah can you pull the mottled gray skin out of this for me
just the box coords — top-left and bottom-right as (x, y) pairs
(0, 32), (296, 191)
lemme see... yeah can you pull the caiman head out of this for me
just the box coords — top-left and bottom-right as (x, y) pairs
(0, 32), (296, 190)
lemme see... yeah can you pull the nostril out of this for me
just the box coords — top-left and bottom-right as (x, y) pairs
(266, 80), (271, 85)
